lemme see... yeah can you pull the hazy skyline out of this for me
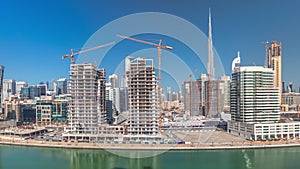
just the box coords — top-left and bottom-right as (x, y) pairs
(1, 0), (300, 90)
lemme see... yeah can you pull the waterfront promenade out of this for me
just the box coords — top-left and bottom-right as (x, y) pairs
(2, 136), (300, 150)
(2, 130), (300, 150)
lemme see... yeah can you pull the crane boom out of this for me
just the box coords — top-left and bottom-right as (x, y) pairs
(62, 41), (115, 64)
(117, 35), (173, 50)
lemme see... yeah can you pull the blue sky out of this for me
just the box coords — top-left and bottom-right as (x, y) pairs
(1, 0), (300, 91)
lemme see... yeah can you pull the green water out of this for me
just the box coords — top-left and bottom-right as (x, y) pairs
(0, 145), (299, 169)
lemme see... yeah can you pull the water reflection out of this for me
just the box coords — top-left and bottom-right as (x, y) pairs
(68, 149), (158, 169)
(250, 147), (299, 169)
(0, 146), (2, 169)
(1, 145), (300, 169)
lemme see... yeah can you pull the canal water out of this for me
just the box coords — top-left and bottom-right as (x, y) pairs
(0, 145), (299, 169)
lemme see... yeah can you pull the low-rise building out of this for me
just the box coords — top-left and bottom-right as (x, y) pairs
(2, 95), (36, 124)
(36, 95), (69, 125)
(229, 121), (300, 140)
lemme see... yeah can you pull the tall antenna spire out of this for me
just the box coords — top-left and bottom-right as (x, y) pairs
(207, 8), (215, 80)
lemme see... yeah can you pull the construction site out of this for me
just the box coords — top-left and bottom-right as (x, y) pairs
(0, 10), (230, 144)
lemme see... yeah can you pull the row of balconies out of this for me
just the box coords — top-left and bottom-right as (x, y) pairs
(129, 106), (157, 109)
(129, 115), (158, 118)
(128, 90), (156, 94)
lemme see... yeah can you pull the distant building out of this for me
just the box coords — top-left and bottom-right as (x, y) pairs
(20, 86), (41, 99)
(105, 82), (118, 124)
(97, 68), (107, 124)
(2, 95), (36, 124)
(0, 66), (4, 109)
(20, 87), (30, 98)
(119, 87), (128, 113)
(282, 92), (300, 106)
(282, 82), (285, 93)
(37, 83), (47, 96)
(288, 82), (294, 93)
(266, 41), (282, 104)
(281, 92), (300, 112)
(109, 74), (119, 89)
(183, 79), (202, 116)
(171, 92), (178, 102)
(167, 87), (171, 102)
(182, 74), (230, 118)
(204, 80), (219, 117)
(105, 100), (113, 124)
(231, 51), (240, 71)
(2, 79), (16, 102)
(56, 78), (68, 94)
(29, 86), (40, 99)
(16, 81), (28, 94)
(207, 8), (215, 80)
(113, 88), (120, 115)
(49, 80), (56, 91)
(203, 75), (230, 117)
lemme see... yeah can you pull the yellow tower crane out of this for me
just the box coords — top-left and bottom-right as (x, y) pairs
(62, 41), (115, 64)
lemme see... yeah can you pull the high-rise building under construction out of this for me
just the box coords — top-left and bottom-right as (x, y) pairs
(67, 63), (106, 135)
(126, 57), (160, 137)
(266, 41), (282, 104)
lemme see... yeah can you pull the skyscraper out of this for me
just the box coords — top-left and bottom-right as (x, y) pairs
(105, 82), (118, 124)
(204, 9), (219, 117)
(204, 80), (218, 117)
(126, 58), (159, 137)
(230, 66), (280, 124)
(20, 86), (41, 99)
(266, 41), (282, 104)
(231, 51), (241, 72)
(119, 87), (128, 113)
(37, 83), (47, 96)
(109, 74), (119, 89)
(0, 66), (4, 109)
(207, 8), (214, 80)
(29, 86), (41, 99)
(228, 63), (286, 140)
(171, 92), (178, 102)
(183, 80), (202, 116)
(67, 63), (106, 135)
(97, 68), (106, 124)
(2, 79), (16, 101)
